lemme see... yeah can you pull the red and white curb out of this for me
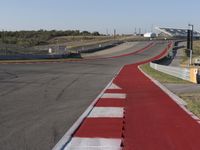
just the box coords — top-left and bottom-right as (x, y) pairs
(64, 82), (126, 150)
(52, 67), (126, 150)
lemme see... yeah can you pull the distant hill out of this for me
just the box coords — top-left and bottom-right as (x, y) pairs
(0, 30), (101, 47)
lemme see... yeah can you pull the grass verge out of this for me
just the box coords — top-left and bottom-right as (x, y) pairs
(181, 40), (200, 66)
(179, 93), (200, 118)
(194, 40), (200, 55)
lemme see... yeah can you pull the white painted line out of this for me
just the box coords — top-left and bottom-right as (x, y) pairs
(108, 83), (122, 90)
(101, 93), (126, 99)
(52, 67), (124, 150)
(88, 107), (124, 118)
(64, 137), (122, 150)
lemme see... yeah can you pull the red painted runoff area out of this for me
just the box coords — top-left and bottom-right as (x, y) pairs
(110, 43), (200, 150)
(118, 65), (200, 150)
(95, 98), (125, 107)
(63, 42), (200, 150)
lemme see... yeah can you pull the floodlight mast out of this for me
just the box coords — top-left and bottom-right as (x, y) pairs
(188, 24), (194, 66)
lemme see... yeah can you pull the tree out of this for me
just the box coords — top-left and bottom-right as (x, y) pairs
(92, 32), (100, 36)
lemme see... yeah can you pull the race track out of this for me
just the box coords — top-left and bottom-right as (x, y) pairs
(0, 41), (168, 150)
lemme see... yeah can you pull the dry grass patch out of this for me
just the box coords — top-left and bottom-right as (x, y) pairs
(140, 63), (189, 84)
(179, 92), (200, 118)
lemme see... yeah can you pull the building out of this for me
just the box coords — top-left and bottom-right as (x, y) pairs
(155, 27), (200, 38)
(143, 32), (157, 38)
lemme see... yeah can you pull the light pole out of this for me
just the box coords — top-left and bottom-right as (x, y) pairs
(188, 24), (194, 66)
(56, 39), (59, 54)
(188, 24), (193, 50)
(114, 29), (116, 40)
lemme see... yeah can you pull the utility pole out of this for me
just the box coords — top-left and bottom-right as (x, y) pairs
(139, 28), (141, 35)
(134, 27), (137, 35)
(56, 39), (59, 54)
(106, 29), (108, 36)
(114, 29), (116, 40)
(151, 24), (154, 32)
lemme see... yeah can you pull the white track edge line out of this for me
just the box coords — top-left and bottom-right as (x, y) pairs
(52, 66), (124, 150)
(138, 65), (200, 124)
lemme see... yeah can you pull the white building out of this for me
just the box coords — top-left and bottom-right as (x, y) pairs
(155, 27), (200, 38)
(144, 32), (157, 38)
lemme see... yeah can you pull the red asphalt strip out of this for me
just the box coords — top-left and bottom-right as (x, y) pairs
(74, 118), (123, 138)
(109, 42), (200, 150)
(95, 98), (125, 107)
(105, 89), (126, 93)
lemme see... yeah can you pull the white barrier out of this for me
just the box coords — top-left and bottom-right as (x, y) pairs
(150, 62), (191, 81)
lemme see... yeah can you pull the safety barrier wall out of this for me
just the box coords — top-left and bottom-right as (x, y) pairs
(72, 41), (122, 53)
(0, 54), (69, 60)
(150, 62), (198, 83)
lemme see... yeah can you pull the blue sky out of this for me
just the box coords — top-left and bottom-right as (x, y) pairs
(0, 0), (200, 34)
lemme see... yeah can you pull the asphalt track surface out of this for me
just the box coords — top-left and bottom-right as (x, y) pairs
(81, 41), (149, 58)
(61, 42), (200, 150)
(0, 41), (169, 150)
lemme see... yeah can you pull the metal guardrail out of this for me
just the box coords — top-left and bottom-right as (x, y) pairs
(150, 62), (191, 81)
(0, 54), (69, 60)
(150, 40), (200, 84)
(71, 40), (122, 53)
